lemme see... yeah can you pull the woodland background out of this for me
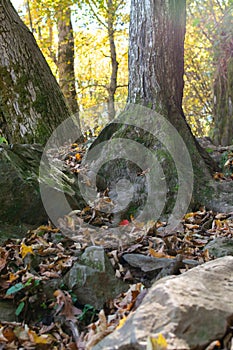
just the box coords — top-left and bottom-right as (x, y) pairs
(10, 0), (233, 146)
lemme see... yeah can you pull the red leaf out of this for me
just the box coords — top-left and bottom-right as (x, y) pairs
(119, 220), (130, 226)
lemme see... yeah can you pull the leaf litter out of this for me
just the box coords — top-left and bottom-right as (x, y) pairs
(0, 142), (232, 349)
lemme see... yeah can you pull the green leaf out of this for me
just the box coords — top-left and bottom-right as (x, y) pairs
(6, 282), (25, 295)
(78, 304), (96, 321)
(15, 301), (25, 316)
(25, 278), (33, 287)
(34, 279), (40, 287)
(0, 136), (8, 144)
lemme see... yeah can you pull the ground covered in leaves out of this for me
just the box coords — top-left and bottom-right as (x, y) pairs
(0, 141), (232, 349)
(0, 208), (232, 349)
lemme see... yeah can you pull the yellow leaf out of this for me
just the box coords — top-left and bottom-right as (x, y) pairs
(147, 334), (167, 350)
(8, 272), (19, 282)
(116, 316), (128, 330)
(20, 243), (34, 259)
(28, 329), (53, 344)
(75, 153), (82, 161)
(149, 248), (174, 259)
(184, 212), (195, 219)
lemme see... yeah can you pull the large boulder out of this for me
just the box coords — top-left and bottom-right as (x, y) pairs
(93, 256), (233, 350)
(0, 144), (46, 227)
(0, 144), (85, 239)
(63, 246), (128, 309)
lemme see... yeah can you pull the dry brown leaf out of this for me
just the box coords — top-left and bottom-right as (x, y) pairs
(54, 290), (82, 321)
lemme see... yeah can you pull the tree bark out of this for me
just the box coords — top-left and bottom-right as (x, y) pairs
(57, 7), (80, 119)
(128, 0), (185, 113)
(107, 0), (118, 121)
(89, 0), (219, 219)
(128, 0), (218, 171)
(212, 30), (233, 146)
(0, 0), (82, 144)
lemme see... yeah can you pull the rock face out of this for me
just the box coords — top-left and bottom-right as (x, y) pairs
(204, 237), (233, 258)
(0, 144), (47, 227)
(0, 301), (17, 322)
(208, 181), (233, 213)
(93, 256), (233, 350)
(63, 246), (128, 309)
(0, 144), (85, 239)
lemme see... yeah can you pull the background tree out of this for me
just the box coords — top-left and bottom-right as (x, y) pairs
(20, 0), (129, 128)
(0, 0), (82, 144)
(183, 4), (213, 136)
(184, 0), (233, 144)
(82, 0), (128, 120)
(75, 27), (128, 131)
(57, 5), (79, 116)
(23, 0), (80, 118)
(212, 3), (233, 145)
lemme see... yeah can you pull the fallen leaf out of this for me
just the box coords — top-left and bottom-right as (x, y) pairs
(0, 248), (8, 272)
(147, 334), (167, 350)
(28, 329), (54, 344)
(2, 326), (16, 342)
(20, 243), (34, 259)
(54, 290), (82, 321)
(116, 316), (128, 329)
(119, 220), (130, 226)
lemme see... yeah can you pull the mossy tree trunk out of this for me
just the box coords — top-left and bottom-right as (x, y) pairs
(0, 0), (82, 144)
(90, 0), (218, 212)
(128, 0), (214, 163)
(57, 6), (80, 119)
(128, 0), (219, 200)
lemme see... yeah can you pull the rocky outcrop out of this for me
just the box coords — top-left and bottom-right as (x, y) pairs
(0, 144), (46, 230)
(0, 144), (85, 239)
(204, 236), (233, 258)
(93, 256), (233, 350)
(63, 246), (128, 309)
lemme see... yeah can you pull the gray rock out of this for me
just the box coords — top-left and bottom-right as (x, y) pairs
(0, 144), (47, 226)
(0, 301), (17, 322)
(63, 246), (128, 309)
(0, 144), (86, 238)
(93, 256), (233, 350)
(207, 181), (233, 213)
(204, 237), (233, 258)
(123, 253), (180, 272)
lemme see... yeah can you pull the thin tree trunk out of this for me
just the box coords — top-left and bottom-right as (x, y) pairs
(107, 0), (118, 120)
(0, 0), (81, 144)
(213, 54), (233, 146)
(57, 7), (80, 119)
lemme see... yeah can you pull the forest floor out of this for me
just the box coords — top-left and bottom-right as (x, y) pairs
(0, 140), (232, 349)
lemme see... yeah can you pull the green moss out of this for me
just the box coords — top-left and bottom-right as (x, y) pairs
(32, 93), (48, 115)
(34, 122), (49, 145)
(0, 67), (13, 89)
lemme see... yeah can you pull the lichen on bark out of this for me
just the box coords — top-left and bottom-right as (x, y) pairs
(0, 0), (82, 144)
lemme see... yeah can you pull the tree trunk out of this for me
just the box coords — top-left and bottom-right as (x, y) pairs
(86, 0), (219, 226)
(0, 0), (82, 144)
(107, 0), (118, 121)
(213, 38), (233, 146)
(57, 7), (80, 119)
(127, 0), (217, 180)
